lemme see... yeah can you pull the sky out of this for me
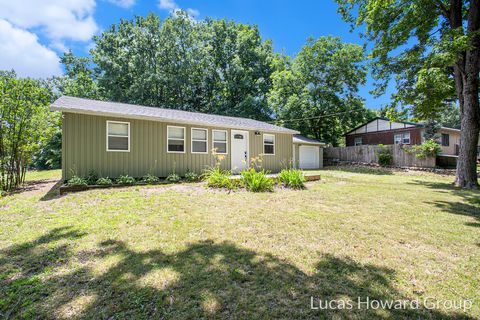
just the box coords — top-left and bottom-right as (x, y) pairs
(0, 0), (392, 109)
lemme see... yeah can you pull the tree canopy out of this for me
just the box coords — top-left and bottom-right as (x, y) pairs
(268, 36), (374, 145)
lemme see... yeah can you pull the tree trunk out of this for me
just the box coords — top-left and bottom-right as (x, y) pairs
(453, 0), (480, 188)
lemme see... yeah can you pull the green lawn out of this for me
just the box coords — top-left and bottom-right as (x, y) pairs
(1, 167), (479, 319)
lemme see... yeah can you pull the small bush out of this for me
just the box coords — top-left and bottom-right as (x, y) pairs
(184, 171), (200, 182)
(116, 175), (136, 185)
(241, 168), (274, 192)
(142, 174), (159, 184)
(278, 169), (305, 189)
(203, 166), (234, 189)
(408, 139), (442, 159)
(96, 177), (112, 186)
(67, 175), (88, 186)
(376, 144), (393, 166)
(166, 173), (181, 183)
(378, 153), (393, 166)
(85, 170), (99, 185)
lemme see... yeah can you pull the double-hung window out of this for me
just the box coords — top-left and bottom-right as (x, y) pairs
(263, 134), (275, 155)
(354, 137), (362, 146)
(394, 134), (402, 145)
(212, 130), (228, 154)
(167, 126), (185, 153)
(191, 128), (208, 154)
(107, 121), (130, 152)
(402, 132), (411, 144)
(441, 133), (450, 147)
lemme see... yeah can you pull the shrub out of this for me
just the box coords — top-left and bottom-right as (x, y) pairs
(376, 144), (393, 166)
(96, 177), (112, 186)
(278, 169), (306, 189)
(408, 139), (442, 159)
(85, 170), (99, 185)
(184, 171), (200, 182)
(116, 175), (136, 185)
(142, 174), (159, 184)
(241, 168), (274, 192)
(166, 173), (181, 183)
(203, 166), (234, 189)
(67, 175), (87, 186)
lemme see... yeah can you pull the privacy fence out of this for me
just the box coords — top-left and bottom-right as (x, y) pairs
(324, 145), (436, 168)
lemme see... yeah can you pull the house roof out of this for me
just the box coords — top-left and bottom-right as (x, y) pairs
(51, 96), (299, 134)
(293, 134), (325, 146)
(344, 117), (460, 135)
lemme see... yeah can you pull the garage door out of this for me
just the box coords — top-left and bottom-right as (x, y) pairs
(299, 145), (320, 169)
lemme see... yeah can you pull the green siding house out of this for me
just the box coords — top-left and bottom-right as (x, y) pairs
(51, 96), (323, 180)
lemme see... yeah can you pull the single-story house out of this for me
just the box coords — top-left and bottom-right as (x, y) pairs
(51, 96), (324, 180)
(345, 117), (480, 157)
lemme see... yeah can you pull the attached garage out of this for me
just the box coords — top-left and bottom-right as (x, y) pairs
(293, 135), (325, 169)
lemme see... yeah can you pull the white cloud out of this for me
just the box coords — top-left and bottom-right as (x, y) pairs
(0, 19), (62, 78)
(108, 0), (136, 8)
(158, 0), (199, 18)
(0, 0), (98, 42)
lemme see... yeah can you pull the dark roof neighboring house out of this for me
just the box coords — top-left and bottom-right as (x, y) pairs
(345, 117), (460, 135)
(51, 96), (299, 134)
(293, 134), (325, 146)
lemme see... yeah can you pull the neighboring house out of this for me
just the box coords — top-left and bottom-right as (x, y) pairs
(51, 96), (324, 180)
(345, 117), (480, 157)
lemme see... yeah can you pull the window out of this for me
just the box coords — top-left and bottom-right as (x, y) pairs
(167, 126), (185, 153)
(441, 133), (450, 147)
(263, 134), (275, 155)
(394, 134), (402, 145)
(394, 133), (410, 145)
(402, 132), (411, 144)
(107, 121), (130, 152)
(191, 128), (208, 154)
(354, 137), (362, 146)
(212, 130), (228, 154)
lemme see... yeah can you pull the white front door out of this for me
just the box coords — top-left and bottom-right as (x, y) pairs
(231, 130), (249, 173)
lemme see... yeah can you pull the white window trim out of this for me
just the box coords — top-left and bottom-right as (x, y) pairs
(212, 129), (228, 154)
(402, 132), (411, 145)
(167, 125), (186, 154)
(106, 120), (130, 152)
(263, 133), (275, 155)
(191, 127), (208, 154)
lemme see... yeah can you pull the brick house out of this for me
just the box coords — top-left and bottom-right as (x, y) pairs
(345, 117), (480, 157)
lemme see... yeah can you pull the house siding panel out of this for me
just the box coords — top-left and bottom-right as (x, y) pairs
(62, 113), (293, 180)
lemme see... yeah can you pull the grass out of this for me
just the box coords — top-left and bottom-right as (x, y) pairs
(0, 167), (479, 319)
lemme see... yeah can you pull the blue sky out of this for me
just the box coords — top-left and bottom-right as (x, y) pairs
(0, 0), (392, 109)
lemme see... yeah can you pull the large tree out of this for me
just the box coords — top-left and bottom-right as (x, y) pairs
(268, 36), (374, 145)
(336, 0), (480, 188)
(89, 12), (275, 120)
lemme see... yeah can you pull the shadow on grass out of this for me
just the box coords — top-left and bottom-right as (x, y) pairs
(0, 229), (474, 319)
(409, 180), (480, 228)
(325, 165), (394, 175)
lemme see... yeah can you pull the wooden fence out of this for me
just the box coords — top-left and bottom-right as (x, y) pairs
(324, 145), (436, 168)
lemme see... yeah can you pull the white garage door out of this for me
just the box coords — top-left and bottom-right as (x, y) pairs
(299, 145), (320, 169)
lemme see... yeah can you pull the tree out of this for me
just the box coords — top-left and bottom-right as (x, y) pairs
(268, 36), (374, 146)
(89, 12), (275, 120)
(336, 0), (480, 188)
(0, 71), (53, 191)
(439, 102), (461, 129)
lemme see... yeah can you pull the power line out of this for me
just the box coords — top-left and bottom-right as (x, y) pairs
(268, 106), (369, 124)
